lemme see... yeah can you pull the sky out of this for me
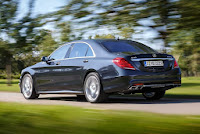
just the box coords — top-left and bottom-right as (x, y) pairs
(18, 0), (65, 18)
(18, 0), (162, 50)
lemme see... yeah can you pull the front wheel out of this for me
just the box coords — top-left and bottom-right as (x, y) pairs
(142, 91), (165, 100)
(21, 74), (39, 99)
(84, 72), (108, 103)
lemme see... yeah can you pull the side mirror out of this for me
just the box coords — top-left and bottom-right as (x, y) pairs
(41, 56), (49, 62)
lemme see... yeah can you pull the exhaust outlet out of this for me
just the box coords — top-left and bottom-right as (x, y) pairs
(128, 85), (144, 91)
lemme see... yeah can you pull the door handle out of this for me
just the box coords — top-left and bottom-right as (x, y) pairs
(56, 62), (60, 65)
(83, 60), (88, 63)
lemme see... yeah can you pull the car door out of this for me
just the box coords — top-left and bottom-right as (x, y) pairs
(63, 42), (95, 91)
(34, 44), (72, 91)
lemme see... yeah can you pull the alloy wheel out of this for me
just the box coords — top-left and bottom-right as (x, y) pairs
(22, 75), (33, 98)
(85, 76), (100, 102)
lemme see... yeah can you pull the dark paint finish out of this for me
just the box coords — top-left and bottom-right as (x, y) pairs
(20, 39), (181, 95)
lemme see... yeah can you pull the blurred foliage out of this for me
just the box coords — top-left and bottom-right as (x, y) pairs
(176, 0), (200, 30)
(93, 34), (115, 39)
(36, 30), (59, 57)
(0, 0), (60, 79)
(169, 0), (200, 76)
(94, 0), (177, 48)
(57, 22), (72, 43)
(118, 27), (135, 39)
(57, 22), (76, 43)
(45, 0), (200, 76)
(0, 0), (43, 79)
(0, 0), (200, 77)
(0, 71), (20, 79)
(170, 29), (200, 76)
(135, 0), (179, 48)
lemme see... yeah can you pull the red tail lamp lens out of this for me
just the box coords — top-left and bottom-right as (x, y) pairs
(133, 83), (144, 86)
(113, 57), (136, 70)
(174, 59), (179, 68)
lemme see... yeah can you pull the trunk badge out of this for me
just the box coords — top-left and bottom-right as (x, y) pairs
(131, 56), (137, 59)
(152, 54), (157, 57)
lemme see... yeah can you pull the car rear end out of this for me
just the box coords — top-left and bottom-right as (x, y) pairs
(122, 53), (181, 93)
(97, 40), (181, 94)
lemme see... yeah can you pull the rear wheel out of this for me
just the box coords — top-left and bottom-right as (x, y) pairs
(21, 74), (39, 99)
(142, 91), (165, 100)
(84, 72), (108, 103)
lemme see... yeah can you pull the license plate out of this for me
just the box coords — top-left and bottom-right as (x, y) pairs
(144, 61), (164, 67)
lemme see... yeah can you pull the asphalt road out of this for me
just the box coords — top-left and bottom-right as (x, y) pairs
(0, 92), (200, 115)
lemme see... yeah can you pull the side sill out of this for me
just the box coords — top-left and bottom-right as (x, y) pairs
(38, 90), (84, 94)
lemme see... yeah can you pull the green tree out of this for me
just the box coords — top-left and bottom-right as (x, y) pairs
(0, 0), (47, 84)
(37, 30), (58, 57)
(118, 27), (134, 39)
(176, 0), (200, 30)
(170, 0), (200, 76)
(171, 29), (200, 76)
(98, 0), (178, 49)
(0, 0), (18, 84)
(57, 22), (75, 43)
(94, 34), (115, 39)
(46, 0), (137, 39)
(46, 0), (95, 38)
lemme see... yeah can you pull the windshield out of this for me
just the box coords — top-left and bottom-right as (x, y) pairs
(100, 40), (157, 54)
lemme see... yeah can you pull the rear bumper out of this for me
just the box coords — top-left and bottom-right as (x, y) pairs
(126, 83), (181, 93)
(102, 68), (181, 93)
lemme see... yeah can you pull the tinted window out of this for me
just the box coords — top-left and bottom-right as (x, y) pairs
(69, 43), (88, 58)
(86, 47), (94, 56)
(49, 44), (70, 60)
(101, 40), (157, 54)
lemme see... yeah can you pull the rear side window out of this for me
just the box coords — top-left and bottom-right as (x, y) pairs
(86, 47), (94, 56)
(100, 41), (157, 54)
(49, 44), (70, 60)
(69, 43), (88, 58)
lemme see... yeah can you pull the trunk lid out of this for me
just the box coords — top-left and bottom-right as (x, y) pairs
(128, 53), (174, 72)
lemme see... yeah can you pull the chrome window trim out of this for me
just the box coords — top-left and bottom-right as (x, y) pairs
(48, 41), (96, 62)
(131, 58), (174, 61)
(48, 56), (95, 62)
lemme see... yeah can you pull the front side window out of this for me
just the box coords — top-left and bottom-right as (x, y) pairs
(49, 44), (70, 60)
(69, 43), (89, 58)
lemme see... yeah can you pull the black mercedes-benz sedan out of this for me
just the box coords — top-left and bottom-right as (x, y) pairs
(19, 39), (181, 103)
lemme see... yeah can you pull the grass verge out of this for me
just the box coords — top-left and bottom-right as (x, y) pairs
(0, 79), (19, 92)
(166, 77), (200, 94)
(0, 102), (200, 134)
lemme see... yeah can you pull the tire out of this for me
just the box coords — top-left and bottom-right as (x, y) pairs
(21, 74), (39, 99)
(84, 72), (108, 103)
(142, 91), (165, 100)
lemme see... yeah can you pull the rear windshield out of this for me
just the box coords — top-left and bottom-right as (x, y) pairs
(100, 40), (157, 54)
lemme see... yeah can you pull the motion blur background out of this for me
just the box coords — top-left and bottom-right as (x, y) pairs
(0, 1), (200, 134)
(0, 0), (200, 81)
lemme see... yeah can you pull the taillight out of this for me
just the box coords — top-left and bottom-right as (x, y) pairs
(174, 59), (179, 68)
(133, 83), (144, 86)
(112, 57), (136, 70)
